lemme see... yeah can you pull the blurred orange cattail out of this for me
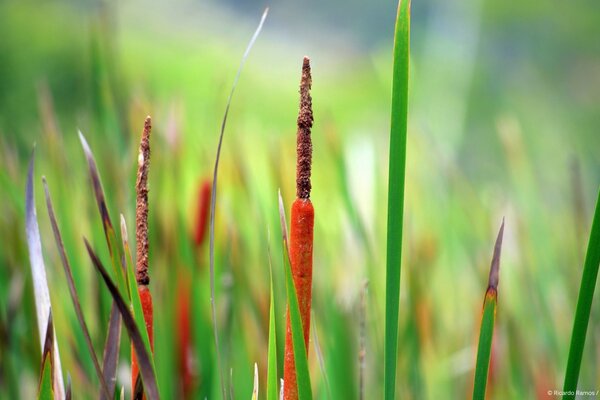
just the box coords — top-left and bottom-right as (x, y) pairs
(131, 116), (154, 399)
(283, 56), (314, 400)
(194, 180), (212, 247)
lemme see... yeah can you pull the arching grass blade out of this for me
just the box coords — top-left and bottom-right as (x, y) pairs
(563, 188), (600, 399)
(384, 0), (410, 398)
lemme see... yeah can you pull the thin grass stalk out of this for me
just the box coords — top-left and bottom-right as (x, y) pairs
(563, 188), (600, 399)
(472, 220), (505, 400)
(384, 1), (410, 399)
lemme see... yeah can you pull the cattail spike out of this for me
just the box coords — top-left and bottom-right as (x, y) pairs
(136, 116), (151, 285)
(296, 57), (313, 199)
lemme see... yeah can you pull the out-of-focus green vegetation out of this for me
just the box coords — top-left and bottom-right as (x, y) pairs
(0, 0), (599, 398)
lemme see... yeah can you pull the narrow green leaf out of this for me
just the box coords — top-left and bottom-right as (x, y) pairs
(42, 177), (112, 400)
(78, 131), (124, 393)
(207, 9), (269, 399)
(384, 1), (410, 399)
(267, 233), (278, 400)
(472, 220), (505, 400)
(563, 188), (600, 399)
(37, 313), (55, 400)
(278, 191), (312, 400)
(84, 239), (160, 400)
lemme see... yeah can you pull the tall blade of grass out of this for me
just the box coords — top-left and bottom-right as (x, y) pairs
(37, 312), (55, 400)
(41, 177), (112, 400)
(83, 239), (160, 400)
(563, 188), (600, 399)
(278, 191), (312, 400)
(208, 8), (269, 399)
(25, 150), (65, 399)
(384, 1), (410, 399)
(472, 220), (505, 400)
(120, 215), (157, 385)
(267, 232), (279, 400)
(65, 373), (72, 400)
(78, 131), (124, 395)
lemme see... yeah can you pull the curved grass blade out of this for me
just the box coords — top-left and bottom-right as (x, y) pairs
(78, 130), (125, 393)
(208, 8), (269, 399)
(26, 151), (65, 399)
(384, 1), (410, 398)
(472, 220), (505, 400)
(278, 191), (312, 400)
(42, 177), (112, 400)
(267, 231), (278, 400)
(84, 239), (160, 400)
(563, 188), (600, 399)
(37, 312), (55, 400)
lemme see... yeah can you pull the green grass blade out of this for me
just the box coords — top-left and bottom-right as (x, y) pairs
(83, 239), (160, 400)
(267, 234), (279, 400)
(42, 177), (112, 400)
(207, 9), (268, 398)
(278, 191), (312, 400)
(563, 188), (600, 399)
(37, 312), (55, 400)
(384, 1), (410, 399)
(472, 220), (505, 400)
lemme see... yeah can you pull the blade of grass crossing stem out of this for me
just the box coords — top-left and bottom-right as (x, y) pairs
(84, 239), (160, 400)
(78, 131), (124, 396)
(472, 220), (505, 400)
(78, 131), (128, 297)
(120, 216), (155, 369)
(26, 150), (65, 399)
(384, 1), (410, 399)
(37, 312), (55, 400)
(278, 191), (312, 400)
(208, 8), (268, 399)
(42, 177), (112, 400)
(563, 188), (600, 399)
(267, 231), (279, 400)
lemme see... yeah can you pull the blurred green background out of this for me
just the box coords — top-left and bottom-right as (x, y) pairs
(0, 0), (599, 398)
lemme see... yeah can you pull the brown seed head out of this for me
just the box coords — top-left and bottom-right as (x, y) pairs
(136, 116), (151, 285)
(296, 56), (313, 199)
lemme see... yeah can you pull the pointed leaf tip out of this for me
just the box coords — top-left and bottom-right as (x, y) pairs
(487, 219), (505, 290)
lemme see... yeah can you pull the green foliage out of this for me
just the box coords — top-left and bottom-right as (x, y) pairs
(384, 1), (410, 398)
(563, 189), (600, 399)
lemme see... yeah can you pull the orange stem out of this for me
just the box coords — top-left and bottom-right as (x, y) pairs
(131, 285), (153, 398)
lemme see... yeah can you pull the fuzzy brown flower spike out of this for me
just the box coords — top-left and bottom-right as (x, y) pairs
(136, 116), (151, 285)
(296, 56), (313, 200)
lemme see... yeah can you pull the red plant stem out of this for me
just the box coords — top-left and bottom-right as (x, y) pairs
(131, 285), (154, 397)
(283, 56), (314, 400)
(176, 272), (194, 398)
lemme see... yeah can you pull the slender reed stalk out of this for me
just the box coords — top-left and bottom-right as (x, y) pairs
(472, 220), (505, 400)
(283, 56), (315, 400)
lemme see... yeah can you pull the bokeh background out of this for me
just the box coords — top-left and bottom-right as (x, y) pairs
(1, 0), (599, 398)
